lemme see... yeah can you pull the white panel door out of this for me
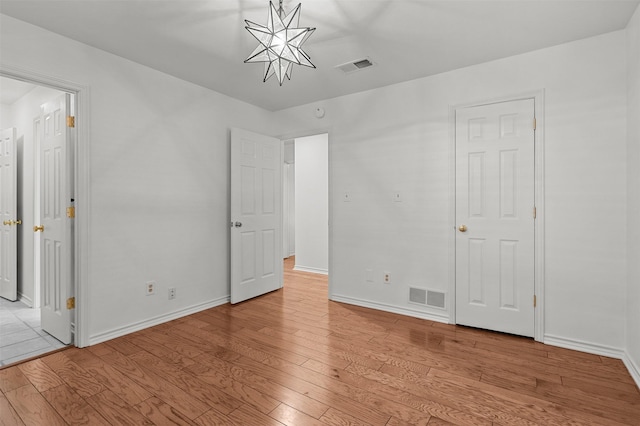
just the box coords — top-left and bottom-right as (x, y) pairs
(0, 128), (18, 301)
(40, 94), (73, 344)
(231, 128), (283, 304)
(455, 99), (535, 337)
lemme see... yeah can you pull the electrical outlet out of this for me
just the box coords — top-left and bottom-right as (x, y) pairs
(168, 288), (176, 300)
(146, 281), (155, 296)
(383, 272), (391, 284)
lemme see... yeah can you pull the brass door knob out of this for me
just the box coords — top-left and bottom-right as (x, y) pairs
(12, 220), (22, 225)
(2, 220), (10, 226)
(458, 225), (467, 232)
(34, 225), (44, 232)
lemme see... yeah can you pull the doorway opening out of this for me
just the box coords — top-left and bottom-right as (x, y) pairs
(283, 133), (329, 276)
(229, 128), (330, 305)
(0, 75), (76, 366)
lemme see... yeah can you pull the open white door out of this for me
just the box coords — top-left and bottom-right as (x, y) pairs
(0, 128), (18, 301)
(455, 98), (535, 337)
(231, 128), (283, 304)
(38, 94), (73, 344)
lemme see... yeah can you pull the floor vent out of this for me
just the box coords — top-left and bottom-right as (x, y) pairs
(335, 58), (374, 74)
(410, 287), (446, 309)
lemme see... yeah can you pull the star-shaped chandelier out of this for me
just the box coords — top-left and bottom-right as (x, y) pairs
(244, 0), (315, 85)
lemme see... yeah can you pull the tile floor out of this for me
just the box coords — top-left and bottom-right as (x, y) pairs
(0, 298), (67, 367)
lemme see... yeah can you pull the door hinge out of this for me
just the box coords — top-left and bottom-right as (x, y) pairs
(533, 206), (537, 219)
(533, 295), (537, 308)
(533, 117), (536, 130)
(67, 297), (75, 310)
(66, 206), (75, 218)
(66, 116), (75, 128)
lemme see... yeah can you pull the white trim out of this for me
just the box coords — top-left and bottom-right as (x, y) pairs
(33, 115), (42, 310)
(88, 297), (229, 345)
(533, 90), (546, 342)
(623, 351), (640, 390)
(448, 90), (546, 342)
(545, 335), (640, 388)
(0, 63), (91, 348)
(327, 131), (334, 298)
(544, 334), (625, 359)
(282, 161), (290, 259)
(282, 142), (295, 259)
(18, 293), (34, 308)
(276, 125), (334, 297)
(447, 104), (457, 324)
(331, 294), (450, 324)
(293, 265), (328, 275)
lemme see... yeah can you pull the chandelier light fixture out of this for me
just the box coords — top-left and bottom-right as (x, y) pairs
(244, 0), (316, 85)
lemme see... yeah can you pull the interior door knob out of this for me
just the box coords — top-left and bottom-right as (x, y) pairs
(34, 225), (44, 232)
(234, 222), (242, 228)
(458, 224), (467, 232)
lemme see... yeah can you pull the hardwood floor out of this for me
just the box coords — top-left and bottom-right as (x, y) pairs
(1, 257), (639, 425)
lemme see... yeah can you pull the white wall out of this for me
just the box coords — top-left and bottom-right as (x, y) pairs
(275, 31), (628, 353)
(2, 10), (638, 380)
(0, 14), (276, 344)
(294, 134), (328, 274)
(0, 104), (11, 129)
(4, 85), (65, 306)
(626, 4), (640, 384)
(283, 141), (295, 258)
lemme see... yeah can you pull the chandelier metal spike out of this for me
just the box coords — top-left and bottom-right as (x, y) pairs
(244, 0), (316, 85)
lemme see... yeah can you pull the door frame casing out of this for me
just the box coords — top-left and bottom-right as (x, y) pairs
(448, 90), (545, 342)
(1, 64), (91, 348)
(276, 128), (333, 297)
(282, 139), (295, 259)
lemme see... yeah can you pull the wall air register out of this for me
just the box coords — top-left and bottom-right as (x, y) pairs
(409, 287), (446, 309)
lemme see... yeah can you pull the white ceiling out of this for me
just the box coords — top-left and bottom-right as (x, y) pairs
(1, 0), (638, 111)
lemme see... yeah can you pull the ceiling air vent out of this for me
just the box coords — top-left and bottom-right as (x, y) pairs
(335, 57), (374, 74)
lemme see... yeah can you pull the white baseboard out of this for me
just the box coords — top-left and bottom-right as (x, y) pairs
(18, 293), (34, 308)
(330, 294), (450, 324)
(293, 265), (328, 275)
(623, 351), (640, 390)
(88, 296), (229, 346)
(543, 334), (625, 359)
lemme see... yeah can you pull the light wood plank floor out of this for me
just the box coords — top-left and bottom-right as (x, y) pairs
(1, 257), (639, 425)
